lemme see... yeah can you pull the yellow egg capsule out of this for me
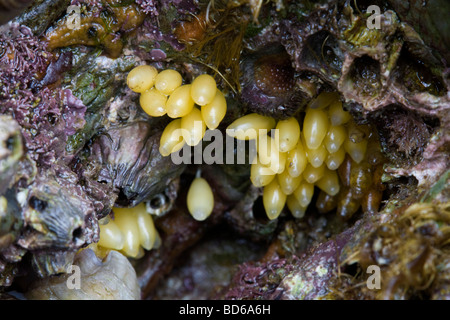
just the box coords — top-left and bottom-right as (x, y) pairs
(293, 181), (314, 207)
(250, 161), (276, 187)
(287, 195), (307, 219)
(263, 179), (286, 220)
(277, 170), (302, 195)
(98, 220), (124, 251)
(127, 65), (158, 93)
(140, 88), (167, 117)
(325, 147), (346, 170)
(316, 168), (340, 196)
(154, 69), (182, 95)
(305, 143), (328, 168)
(181, 107), (206, 146)
(344, 137), (368, 164)
(159, 119), (185, 156)
(286, 141), (308, 178)
(324, 125), (346, 154)
(187, 177), (214, 221)
(303, 163), (325, 184)
(201, 90), (227, 130)
(303, 107), (329, 150)
(226, 113), (276, 140)
(166, 84), (195, 118)
(133, 203), (156, 251)
(328, 100), (351, 126)
(257, 135), (286, 174)
(190, 74), (217, 106)
(113, 207), (140, 258)
(309, 92), (340, 110)
(275, 117), (300, 153)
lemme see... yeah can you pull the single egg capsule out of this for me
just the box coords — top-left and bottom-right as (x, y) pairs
(286, 141), (307, 178)
(154, 69), (183, 95)
(361, 188), (383, 214)
(366, 135), (384, 166)
(344, 138), (368, 164)
(309, 92), (340, 109)
(226, 113), (276, 140)
(293, 181), (314, 207)
(315, 190), (338, 214)
(181, 107), (206, 146)
(337, 155), (352, 187)
(201, 90), (227, 130)
(337, 187), (360, 220)
(328, 100), (351, 126)
(159, 119), (185, 156)
(250, 161), (276, 187)
(166, 84), (195, 118)
(305, 142), (328, 168)
(190, 74), (217, 106)
(113, 208), (140, 258)
(140, 88), (167, 117)
(263, 179), (286, 220)
(325, 147), (346, 170)
(349, 161), (372, 198)
(303, 107), (329, 150)
(372, 164), (386, 192)
(187, 177), (214, 221)
(347, 122), (370, 144)
(324, 125), (346, 154)
(257, 135), (286, 174)
(133, 203), (156, 251)
(98, 220), (124, 251)
(277, 170), (302, 195)
(303, 163), (325, 184)
(316, 168), (340, 196)
(286, 195), (307, 219)
(127, 65), (158, 93)
(275, 117), (300, 153)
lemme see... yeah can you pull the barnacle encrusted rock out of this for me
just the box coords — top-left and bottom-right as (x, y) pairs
(0, 0), (448, 300)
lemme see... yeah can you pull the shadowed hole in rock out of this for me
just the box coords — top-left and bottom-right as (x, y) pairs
(370, 104), (439, 165)
(115, 188), (137, 207)
(72, 227), (83, 242)
(28, 196), (48, 212)
(393, 46), (447, 96)
(252, 196), (271, 224)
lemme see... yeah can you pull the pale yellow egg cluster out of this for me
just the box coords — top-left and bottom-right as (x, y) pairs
(127, 65), (227, 157)
(95, 203), (160, 259)
(227, 92), (369, 220)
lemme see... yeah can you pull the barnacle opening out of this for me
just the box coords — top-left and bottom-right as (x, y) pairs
(393, 46), (447, 96)
(346, 55), (383, 97)
(300, 30), (343, 80)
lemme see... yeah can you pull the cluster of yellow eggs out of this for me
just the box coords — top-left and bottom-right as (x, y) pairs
(93, 203), (160, 258)
(227, 92), (370, 220)
(127, 65), (227, 156)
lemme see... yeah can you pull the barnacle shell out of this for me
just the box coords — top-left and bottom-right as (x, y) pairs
(80, 121), (185, 207)
(25, 249), (140, 300)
